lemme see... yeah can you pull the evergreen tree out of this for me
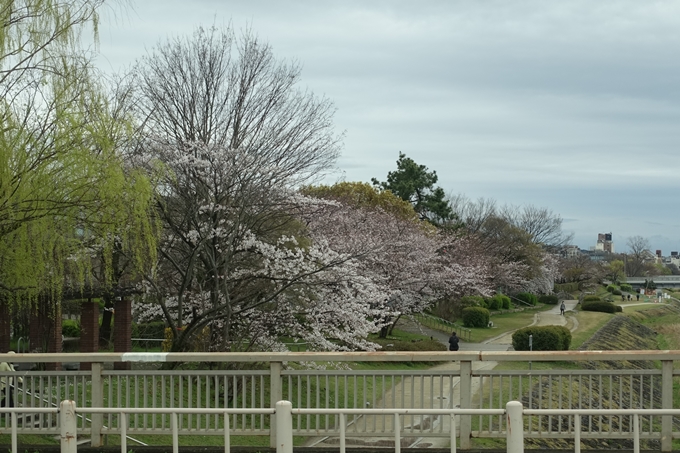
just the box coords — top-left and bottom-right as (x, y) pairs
(372, 152), (455, 226)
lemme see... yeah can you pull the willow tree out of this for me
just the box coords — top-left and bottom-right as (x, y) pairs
(0, 0), (157, 345)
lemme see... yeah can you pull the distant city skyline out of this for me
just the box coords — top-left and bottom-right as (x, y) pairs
(96, 1), (680, 254)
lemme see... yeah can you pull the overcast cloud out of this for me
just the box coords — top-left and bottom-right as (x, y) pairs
(98, 0), (680, 253)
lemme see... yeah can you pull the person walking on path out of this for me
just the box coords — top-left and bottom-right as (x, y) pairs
(560, 302), (566, 315)
(0, 351), (21, 408)
(448, 332), (459, 351)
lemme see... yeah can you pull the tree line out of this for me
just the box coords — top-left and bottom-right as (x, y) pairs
(2, 1), (576, 353)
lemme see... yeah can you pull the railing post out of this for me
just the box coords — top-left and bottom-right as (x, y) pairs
(270, 361), (282, 448)
(506, 401), (523, 453)
(459, 359), (472, 449)
(90, 362), (103, 447)
(275, 400), (293, 453)
(60, 400), (77, 453)
(661, 359), (673, 452)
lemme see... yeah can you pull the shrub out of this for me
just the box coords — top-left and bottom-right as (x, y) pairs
(461, 307), (490, 328)
(512, 325), (571, 351)
(62, 319), (81, 337)
(583, 295), (601, 302)
(486, 295), (501, 310)
(606, 284), (618, 293)
(620, 284), (633, 292)
(581, 301), (618, 313)
(612, 289), (622, 296)
(538, 295), (559, 305)
(453, 295), (485, 319)
(514, 292), (538, 306)
(499, 294), (511, 309)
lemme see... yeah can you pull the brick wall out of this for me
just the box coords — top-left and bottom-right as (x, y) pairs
(113, 297), (131, 370)
(80, 300), (100, 371)
(0, 301), (9, 353)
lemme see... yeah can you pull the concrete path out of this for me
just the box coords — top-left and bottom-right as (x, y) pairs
(307, 301), (580, 448)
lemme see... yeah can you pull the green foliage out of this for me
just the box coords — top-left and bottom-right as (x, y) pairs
(582, 301), (619, 313)
(485, 294), (511, 310)
(620, 284), (633, 292)
(512, 325), (571, 351)
(454, 295), (485, 318)
(514, 292), (538, 306)
(612, 289), (622, 295)
(371, 152), (456, 225)
(605, 260), (625, 283)
(643, 279), (657, 290)
(62, 319), (81, 337)
(583, 295), (601, 302)
(606, 284), (618, 293)
(461, 306), (490, 328)
(0, 0), (158, 328)
(486, 296), (500, 310)
(538, 295), (559, 305)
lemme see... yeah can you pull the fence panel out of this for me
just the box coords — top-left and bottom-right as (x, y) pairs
(99, 369), (271, 436)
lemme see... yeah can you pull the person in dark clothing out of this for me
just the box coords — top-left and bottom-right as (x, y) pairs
(448, 332), (459, 351)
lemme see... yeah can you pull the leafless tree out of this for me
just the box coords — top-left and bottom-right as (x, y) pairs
(626, 235), (652, 277)
(448, 194), (497, 234)
(499, 204), (574, 249)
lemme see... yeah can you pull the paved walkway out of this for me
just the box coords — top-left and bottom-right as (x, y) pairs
(307, 301), (580, 448)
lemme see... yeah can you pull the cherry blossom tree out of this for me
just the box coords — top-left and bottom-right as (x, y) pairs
(302, 182), (493, 336)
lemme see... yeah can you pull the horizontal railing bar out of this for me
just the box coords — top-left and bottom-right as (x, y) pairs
(85, 408), (275, 415)
(526, 409), (680, 416)
(3, 349), (680, 363)
(282, 369), (463, 376)
(0, 408), (59, 414)
(477, 369), (660, 376)
(292, 408), (505, 416)
(103, 370), (270, 376)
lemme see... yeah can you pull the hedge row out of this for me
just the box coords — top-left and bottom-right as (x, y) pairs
(538, 295), (558, 305)
(583, 295), (601, 302)
(581, 301), (622, 313)
(512, 325), (571, 351)
(554, 282), (579, 293)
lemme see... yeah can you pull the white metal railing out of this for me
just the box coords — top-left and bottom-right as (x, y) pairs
(2, 350), (680, 450)
(0, 406), (59, 453)
(4, 401), (679, 453)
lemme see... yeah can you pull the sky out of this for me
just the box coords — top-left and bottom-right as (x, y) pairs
(96, 0), (680, 253)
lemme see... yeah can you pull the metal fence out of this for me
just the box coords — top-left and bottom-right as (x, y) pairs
(3, 401), (678, 453)
(0, 350), (678, 450)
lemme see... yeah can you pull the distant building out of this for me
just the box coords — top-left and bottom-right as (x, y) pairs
(560, 245), (581, 258)
(593, 232), (614, 253)
(581, 249), (608, 262)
